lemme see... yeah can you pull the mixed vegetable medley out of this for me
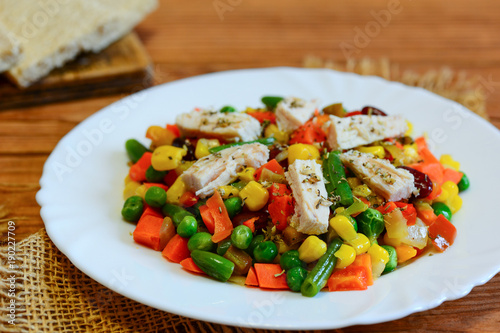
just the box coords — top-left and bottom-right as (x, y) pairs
(121, 96), (469, 297)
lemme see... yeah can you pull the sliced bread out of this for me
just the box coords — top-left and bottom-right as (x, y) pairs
(0, 22), (21, 73)
(0, 0), (157, 87)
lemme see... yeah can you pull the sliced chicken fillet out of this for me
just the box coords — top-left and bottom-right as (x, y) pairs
(276, 97), (318, 132)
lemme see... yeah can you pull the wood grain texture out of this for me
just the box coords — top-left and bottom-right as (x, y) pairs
(0, 0), (499, 331)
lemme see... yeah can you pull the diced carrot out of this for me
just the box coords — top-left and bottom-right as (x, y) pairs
(419, 147), (441, 165)
(166, 124), (180, 137)
(416, 205), (438, 226)
(247, 111), (276, 124)
(245, 267), (259, 287)
(162, 234), (190, 263)
(163, 170), (178, 186)
(414, 136), (427, 152)
(254, 159), (284, 180)
(133, 214), (164, 251)
(199, 205), (215, 234)
(327, 266), (368, 292)
(268, 195), (294, 231)
(180, 258), (205, 275)
(442, 168), (463, 184)
(207, 191), (234, 243)
(253, 263), (288, 289)
(129, 152), (152, 182)
(242, 217), (258, 233)
(395, 202), (417, 226)
(289, 120), (326, 145)
(179, 191), (198, 207)
(349, 253), (373, 286)
(142, 205), (163, 218)
(428, 215), (457, 252)
(395, 245), (417, 263)
(144, 183), (169, 192)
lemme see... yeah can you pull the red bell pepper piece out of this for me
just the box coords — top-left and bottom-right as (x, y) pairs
(254, 159), (284, 180)
(129, 152), (152, 182)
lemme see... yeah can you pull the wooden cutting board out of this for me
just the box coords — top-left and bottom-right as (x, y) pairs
(0, 32), (152, 110)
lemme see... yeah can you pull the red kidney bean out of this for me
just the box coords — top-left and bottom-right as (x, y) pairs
(398, 166), (433, 199)
(361, 106), (387, 116)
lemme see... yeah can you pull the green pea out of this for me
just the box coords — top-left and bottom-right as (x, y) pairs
(220, 105), (236, 113)
(356, 208), (385, 244)
(217, 239), (232, 256)
(253, 241), (278, 263)
(231, 225), (253, 250)
(280, 250), (304, 271)
(188, 232), (215, 252)
(121, 196), (144, 222)
(145, 186), (167, 208)
(457, 172), (470, 192)
(261, 96), (284, 110)
(432, 202), (452, 220)
(125, 139), (149, 163)
(145, 165), (167, 183)
(381, 245), (398, 274)
(224, 197), (243, 218)
(245, 234), (264, 257)
(286, 266), (308, 292)
(177, 216), (198, 238)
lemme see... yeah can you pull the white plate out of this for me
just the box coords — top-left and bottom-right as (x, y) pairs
(37, 67), (500, 330)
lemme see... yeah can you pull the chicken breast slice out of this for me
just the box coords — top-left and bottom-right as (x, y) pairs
(176, 109), (261, 142)
(285, 159), (331, 235)
(322, 115), (408, 150)
(276, 97), (318, 132)
(340, 150), (417, 202)
(181, 143), (269, 198)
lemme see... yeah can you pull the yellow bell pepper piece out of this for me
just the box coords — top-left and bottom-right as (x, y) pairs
(334, 244), (357, 269)
(264, 124), (289, 144)
(356, 146), (385, 159)
(298, 236), (327, 263)
(287, 143), (320, 165)
(151, 145), (186, 171)
(330, 215), (357, 241)
(146, 126), (175, 147)
(195, 138), (220, 159)
(237, 167), (256, 182)
(352, 184), (372, 198)
(239, 181), (269, 211)
(166, 177), (187, 204)
(347, 177), (362, 189)
(218, 185), (239, 199)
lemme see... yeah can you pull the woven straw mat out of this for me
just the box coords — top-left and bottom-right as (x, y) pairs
(0, 58), (490, 333)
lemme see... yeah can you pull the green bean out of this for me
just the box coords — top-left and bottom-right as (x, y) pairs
(162, 203), (194, 226)
(208, 137), (276, 154)
(301, 238), (343, 297)
(190, 250), (234, 282)
(217, 239), (232, 256)
(121, 196), (144, 222)
(261, 96), (283, 110)
(125, 139), (149, 163)
(322, 151), (354, 209)
(188, 232), (215, 252)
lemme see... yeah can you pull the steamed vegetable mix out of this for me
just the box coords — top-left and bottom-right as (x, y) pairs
(121, 95), (468, 296)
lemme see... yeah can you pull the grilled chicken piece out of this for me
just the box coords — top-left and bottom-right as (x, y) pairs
(285, 159), (331, 235)
(181, 143), (269, 198)
(176, 109), (261, 142)
(276, 97), (318, 132)
(322, 115), (407, 150)
(340, 150), (417, 202)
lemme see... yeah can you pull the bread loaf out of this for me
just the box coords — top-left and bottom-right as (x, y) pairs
(0, 0), (157, 87)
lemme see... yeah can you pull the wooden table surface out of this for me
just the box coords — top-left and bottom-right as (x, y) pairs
(1, 0), (499, 331)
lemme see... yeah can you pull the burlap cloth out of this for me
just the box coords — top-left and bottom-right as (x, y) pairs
(0, 58), (490, 333)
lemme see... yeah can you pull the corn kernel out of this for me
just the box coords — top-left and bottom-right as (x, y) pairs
(146, 125), (176, 148)
(195, 138), (220, 159)
(237, 167), (256, 182)
(334, 244), (356, 269)
(440, 154), (460, 171)
(175, 160), (195, 176)
(347, 177), (362, 189)
(298, 236), (327, 263)
(239, 181), (269, 211)
(123, 180), (141, 199)
(264, 124), (289, 144)
(449, 195), (463, 214)
(218, 185), (239, 199)
(166, 177), (187, 204)
(151, 145), (186, 171)
(124, 175), (132, 185)
(405, 120), (413, 136)
(403, 144), (420, 162)
(368, 243), (390, 265)
(330, 215), (357, 241)
(288, 144), (320, 165)
(346, 233), (371, 255)
(442, 181), (459, 198)
(134, 184), (148, 199)
(435, 188), (450, 203)
(352, 184), (372, 198)
(356, 146), (385, 159)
